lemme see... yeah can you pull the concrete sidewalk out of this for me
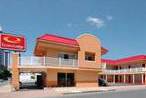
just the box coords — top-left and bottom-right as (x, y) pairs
(51, 85), (146, 94)
(0, 84), (12, 93)
(51, 87), (99, 94)
(0, 89), (61, 98)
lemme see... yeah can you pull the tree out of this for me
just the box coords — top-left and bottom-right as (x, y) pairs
(0, 68), (11, 80)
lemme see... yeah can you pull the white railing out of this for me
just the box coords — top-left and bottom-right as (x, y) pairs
(19, 56), (78, 67)
(102, 67), (146, 74)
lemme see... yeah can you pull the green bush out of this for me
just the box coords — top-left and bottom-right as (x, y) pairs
(0, 69), (11, 80)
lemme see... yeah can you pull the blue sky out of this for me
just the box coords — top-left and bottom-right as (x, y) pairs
(0, 0), (146, 59)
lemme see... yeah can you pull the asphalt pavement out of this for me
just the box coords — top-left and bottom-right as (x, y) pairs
(39, 88), (146, 98)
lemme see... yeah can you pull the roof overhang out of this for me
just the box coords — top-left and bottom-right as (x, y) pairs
(102, 55), (146, 65)
(34, 39), (80, 56)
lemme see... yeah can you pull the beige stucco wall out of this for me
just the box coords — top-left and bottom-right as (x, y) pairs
(76, 70), (97, 82)
(46, 69), (76, 87)
(76, 34), (101, 69)
(45, 69), (98, 87)
(76, 70), (98, 87)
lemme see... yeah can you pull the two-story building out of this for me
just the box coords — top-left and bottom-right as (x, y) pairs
(11, 33), (107, 90)
(100, 55), (146, 85)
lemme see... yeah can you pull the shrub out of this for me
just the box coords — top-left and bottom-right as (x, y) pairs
(0, 69), (11, 80)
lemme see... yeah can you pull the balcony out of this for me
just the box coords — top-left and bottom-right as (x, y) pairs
(102, 67), (146, 74)
(19, 56), (78, 67)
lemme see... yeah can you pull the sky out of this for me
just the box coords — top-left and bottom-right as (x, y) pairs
(0, 0), (146, 59)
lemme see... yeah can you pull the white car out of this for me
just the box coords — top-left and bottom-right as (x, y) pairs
(19, 73), (41, 87)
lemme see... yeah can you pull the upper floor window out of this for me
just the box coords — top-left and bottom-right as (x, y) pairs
(85, 52), (95, 61)
(119, 66), (122, 69)
(128, 66), (131, 69)
(142, 64), (145, 67)
(115, 66), (118, 70)
(59, 53), (76, 60)
(63, 54), (69, 59)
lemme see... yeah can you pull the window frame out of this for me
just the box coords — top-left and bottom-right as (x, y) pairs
(85, 52), (95, 61)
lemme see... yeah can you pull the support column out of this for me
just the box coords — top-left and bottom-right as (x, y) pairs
(119, 75), (120, 83)
(142, 74), (144, 84)
(144, 73), (146, 84)
(132, 74), (135, 84)
(123, 74), (126, 83)
(11, 52), (20, 91)
(105, 75), (108, 82)
(113, 75), (115, 84)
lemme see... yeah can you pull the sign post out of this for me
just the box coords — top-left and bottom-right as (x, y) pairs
(0, 33), (26, 91)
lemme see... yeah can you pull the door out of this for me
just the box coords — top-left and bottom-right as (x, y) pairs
(36, 74), (44, 89)
(57, 73), (75, 87)
(67, 73), (75, 86)
(57, 73), (66, 87)
(128, 75), (131, 83)
(115, 75), (118, 82)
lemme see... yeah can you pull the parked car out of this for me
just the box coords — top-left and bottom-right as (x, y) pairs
(19, 73), (44, 89)
(19, 73), (37, 88)
(98, 78), (108, 86)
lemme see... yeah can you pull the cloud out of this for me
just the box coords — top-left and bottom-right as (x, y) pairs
(106, 15), (113, 21)
(86, 16), (104, 28)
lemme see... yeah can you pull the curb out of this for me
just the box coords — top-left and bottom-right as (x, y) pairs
(63, 89), (116, 95)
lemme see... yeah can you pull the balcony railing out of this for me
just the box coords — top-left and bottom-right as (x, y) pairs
(102, 67), (146, 74)
(19, 56), (78, 67)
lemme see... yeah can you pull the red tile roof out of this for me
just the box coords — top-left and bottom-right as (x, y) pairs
(102, 55), (146, 65)
(37, 34), (79, 47)
(37, 34), (108, 54)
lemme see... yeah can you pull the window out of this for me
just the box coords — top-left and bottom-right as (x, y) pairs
(63, 54), (69, 59)
(85, 52), (95, 61)
(59, 53), (77, 60)
(115, 66), (118, 70)
(128, 66), (131, 69)
(142, 64), (145, 67)
(119, 66), (122, 69)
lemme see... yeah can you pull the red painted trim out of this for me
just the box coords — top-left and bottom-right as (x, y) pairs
(102, 55), (146, 65)
(37, 34), (79, 47)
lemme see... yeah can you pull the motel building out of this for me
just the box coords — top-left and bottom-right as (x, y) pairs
(11, 33), (108, 90)
(100, 55), (146, 85)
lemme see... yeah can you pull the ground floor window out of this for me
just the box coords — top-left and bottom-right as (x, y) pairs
(57, 73), (75, 87)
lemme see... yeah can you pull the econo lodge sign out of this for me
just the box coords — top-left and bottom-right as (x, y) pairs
(0, 33), (26, 51)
